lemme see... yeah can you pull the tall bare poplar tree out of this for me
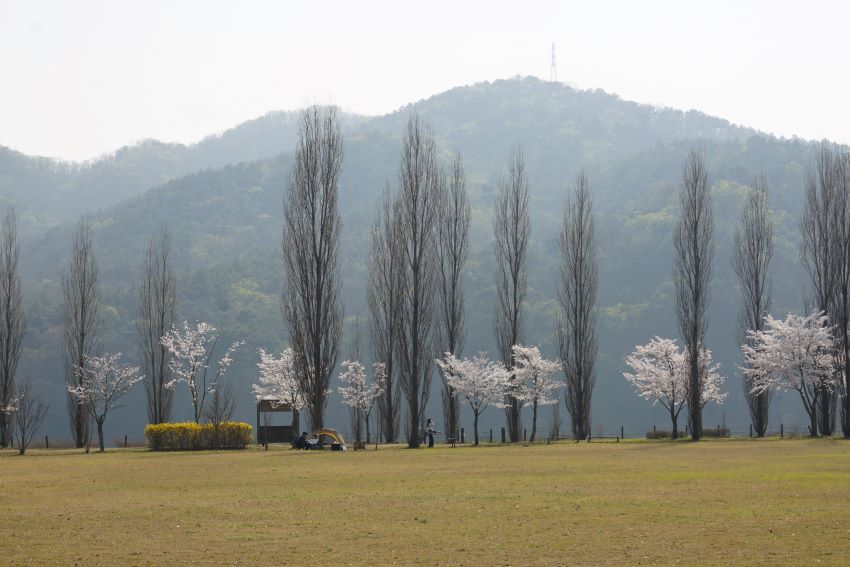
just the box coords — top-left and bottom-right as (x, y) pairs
(395, 113), (440, 448)
(62, 218), (102, 448)
(493, 147), (530, 442)
(557, 171), (598, 441)
(436, 152), (470, 441)
(673, 149), (714, 441)
(282, 105), (343, 431)
(835, 149), (850, 438)
(0, 208), (25, 447)
(801, 143), (850, 436)
(368, 184), (404, 442)
(732, 176), (773, 437)
(138, 227), (177, 424)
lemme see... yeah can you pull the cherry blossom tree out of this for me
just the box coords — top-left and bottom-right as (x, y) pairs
(253, 347), (304, 410)
(694, 347), (727, 411)
(160, 321), (243, 423)
(68, 353), (142, 452)
(624, 337), (726, 439)
(338, 361), (386, 443)
(436, 352), (510, 446)
(512, 344), (561, 442)
(741, 312), (838, 436)
(253, 347), (303, 439)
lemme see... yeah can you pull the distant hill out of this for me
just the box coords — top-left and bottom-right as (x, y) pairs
(2, 76), (828, 440)
(0, 110), (334, 233)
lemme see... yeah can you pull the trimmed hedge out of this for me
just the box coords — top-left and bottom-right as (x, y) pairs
(145, 422), (253, 451)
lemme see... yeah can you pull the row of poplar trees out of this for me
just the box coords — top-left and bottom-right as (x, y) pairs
(676, 142), (850, 440)
(59, 221), (176, 448)
(0, 205), (177, 450)
(282, 106), (599, 447)
(44, 107), (849, 448)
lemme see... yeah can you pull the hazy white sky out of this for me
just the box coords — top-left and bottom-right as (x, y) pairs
(1, 0), (848, 161)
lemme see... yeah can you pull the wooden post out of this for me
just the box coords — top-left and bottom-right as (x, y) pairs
(620, 425), (624, 440)
(44, 435), (49, 449)
(256, 403), (261, 446)
(501, 427), (506, 443)
(460, 428), (465, 444)
(780, 423), (784, 438)
(489, 428), (493, 443)
(523, 428), (527, 442)
(749, 424), (753, 438)
(124, 434), (128, 448)
(685, 425), (689, 437)
(653, 424), (656, 433)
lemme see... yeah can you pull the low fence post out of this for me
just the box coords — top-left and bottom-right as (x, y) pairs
(489, 428), (493, 443)
(780, 423), (784, 438)
(460, 428), (465, 444)
(620, 425), (624, 440)
(501, 427), (506, 443)
(45, 435), (49, 449)
(653, 425), (656, 434)
(749, 424), (753, 438)
(523, 428), (527, 442)
(124, 434), (128, 448)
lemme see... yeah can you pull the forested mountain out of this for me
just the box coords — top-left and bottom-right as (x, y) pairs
(0, 110), (339, 234)
(4, 77), (827, 440)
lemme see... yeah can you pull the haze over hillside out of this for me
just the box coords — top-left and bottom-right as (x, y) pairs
(1, 77), (830, 440)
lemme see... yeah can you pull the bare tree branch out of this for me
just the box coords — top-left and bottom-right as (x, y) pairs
(368, 184), (404, 443)
(282, 105), (344, 431)
(395, 113), (440, 448)
(673, 149), (714, 441)
(12, 377), (49, 455)
(800, 142), (850, 436)
(493, 146), (530, 442)
(436, 151), (470, 441)
(0, 208), (25, 447)
(732, 175), (773, 437)
(62, 218), (102, 448)
(138, 226), (177, 424)
(557, 171), (598, 441)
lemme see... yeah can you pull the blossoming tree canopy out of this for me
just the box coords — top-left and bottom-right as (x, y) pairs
(338, 360), (385, 443)
(623, 337), (726, 438)
(511, 344), (561, 442)
(160, 321), (243, 423)
(253, 347), (305, 411)
(741, 311), (838, 435)
(68, 352), (143, 451)
(436, 351), (511, 445)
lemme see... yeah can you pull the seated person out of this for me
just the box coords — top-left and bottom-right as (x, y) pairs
(293, 431), (309, 450)
(306, 434), (320, 449)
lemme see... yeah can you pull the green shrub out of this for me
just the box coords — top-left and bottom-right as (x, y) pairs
(645, 430), (672, 439)
(145, 422), (253, 451)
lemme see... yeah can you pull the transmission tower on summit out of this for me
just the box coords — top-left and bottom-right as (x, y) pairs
(550, 42), (558, 82)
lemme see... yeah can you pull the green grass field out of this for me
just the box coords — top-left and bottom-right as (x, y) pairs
(1, 438), (849, 565)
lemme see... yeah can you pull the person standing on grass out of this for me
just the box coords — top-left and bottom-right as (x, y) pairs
(426, 418), (437, 448)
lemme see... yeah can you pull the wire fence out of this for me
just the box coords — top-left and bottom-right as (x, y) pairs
(9, 422), (820, 451)
(16, 434), (148, 450)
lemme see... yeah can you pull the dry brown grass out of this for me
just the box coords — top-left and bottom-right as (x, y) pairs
(1, 438), (849, 565)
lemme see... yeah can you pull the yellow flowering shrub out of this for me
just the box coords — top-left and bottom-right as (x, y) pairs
(144, 422), (253, 450)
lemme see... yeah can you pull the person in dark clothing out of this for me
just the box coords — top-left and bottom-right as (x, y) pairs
(293, 431), (309, 450)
